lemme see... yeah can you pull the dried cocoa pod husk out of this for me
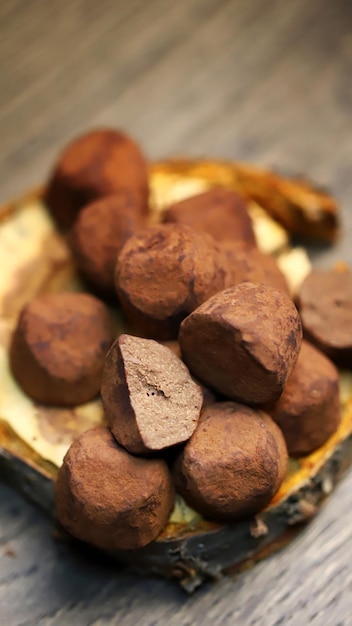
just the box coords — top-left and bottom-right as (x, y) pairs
(0, 159), (347, 593)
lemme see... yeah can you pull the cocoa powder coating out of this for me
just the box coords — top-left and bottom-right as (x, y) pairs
(10, 292), (113, 406)
(269, 340), (341, 456)
(162, 188), (256, 247)
(173, 401), (288, 521)
(222, 240), (290, 294)
(179, 282), (302, 404)
(115, 223), (228, 339)
(297, 268), (352, 366)
(69, 192), (145, 295)
(101, 334), (203, 454)
(45, 128), (149, 229)
(55, 426), (175, 550)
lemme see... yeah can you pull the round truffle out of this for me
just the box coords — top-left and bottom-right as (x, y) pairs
(179, 282), (302, 405)
(297, 268), (352, 366)
(101, 334), (203, 454)
(174, 402), (288, 521)
(55, 426), (175, 551)
(45, 128), (149, 229)
(115, 223), (228, 340)
(162, 188), (256, 247)
(69, 192), (145, 295)
(269, 340), (341, 456)
(222, 241), (290, 295)
(10, 292), (113, 406)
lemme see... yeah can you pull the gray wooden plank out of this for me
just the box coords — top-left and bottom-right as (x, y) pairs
(1, 474), (352, 626)
(1, 0), (352, 624)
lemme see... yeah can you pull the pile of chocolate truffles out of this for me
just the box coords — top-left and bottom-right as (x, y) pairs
(9, 127), (348, 552)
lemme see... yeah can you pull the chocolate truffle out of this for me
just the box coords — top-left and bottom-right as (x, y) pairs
(179, 282), (302, 405)
(55, 426), (175, 551)
(160, 340), (216, 408)
(174, 402), (288, 521)
(269, 341), (341, 456)
(115, 223), (228, 340)
(102, 334), (203, 454)
(10, 292), (113, 406)
(222, 240), (290, 295)
(162, 188), (256, 247)
(45, 128), (149, 229)
(297, 268), (352, 366)
(69, 192), (145, 295)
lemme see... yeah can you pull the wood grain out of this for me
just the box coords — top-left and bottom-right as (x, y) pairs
(1, 0), (352, 624)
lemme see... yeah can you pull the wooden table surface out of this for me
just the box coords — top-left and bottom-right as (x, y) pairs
(1, 1), (352, 624)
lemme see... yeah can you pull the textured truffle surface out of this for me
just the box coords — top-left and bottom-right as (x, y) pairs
(45, 128), (149, 229)
(222, 240), (290, 294)
(10, 292), (113, 406)
(179, 282), (302, 404)
(101, 334), (203, 454)
(160, 340), (216, 407)
(55, 426), (175, 550)
(297, 268), (352, 366)
(174, 401), (288, 521)
(69, 192), (145, 295)
(269, 340), (341, 456)
(115, 223), (228, 339)
(162, 188), (256, 247)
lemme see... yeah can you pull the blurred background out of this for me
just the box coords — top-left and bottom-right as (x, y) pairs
(1, 1), (352, 624)
(1, 0), (352, 202)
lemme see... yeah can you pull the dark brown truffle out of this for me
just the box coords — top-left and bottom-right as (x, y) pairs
(174, 402), (288, 521)
(101, 334), (203, 454)
(162, 188), (256, 247)
(221, 240), (290, 295)
(297, 268), (352, 366)
(115, 223), (228, 340)
(10, 293), (113, 406)
(179, 282), (302, 405)
(159, 340), (216, 408)
(269, 340), (341, 456)
(55, 426), (175, 550)
(69, 192), (145, 295)
(45, 128), (149, 229)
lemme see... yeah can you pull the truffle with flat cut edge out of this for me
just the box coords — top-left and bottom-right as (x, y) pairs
(45, 128), (149, 229)
(221, 240), (290, 294)
(297, 267), (352, 367)
(160, 340), (216, 407)
(101, 334), (203, 455)
(269, 340), (341, 456)
(55, 426), (175, 551)
(179, 282), (302, 405)
(173, 401), (288, 521)
(115, 223), (229, 340)
(162, 188), (256, 247)
(10, 292), (113, 406)
(69, 192), (145, 296)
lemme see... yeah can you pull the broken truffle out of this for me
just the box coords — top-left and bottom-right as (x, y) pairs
(269, 340), (341, 456)
(10, 292), (113, 406)
(179, 282), (302, 404)
(45, 128), (149, 229)
(173, 401), (288, 521)
(160, 340), (216, 407)
(55, 426), (175, 550)
(101, 334), (203, 454)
